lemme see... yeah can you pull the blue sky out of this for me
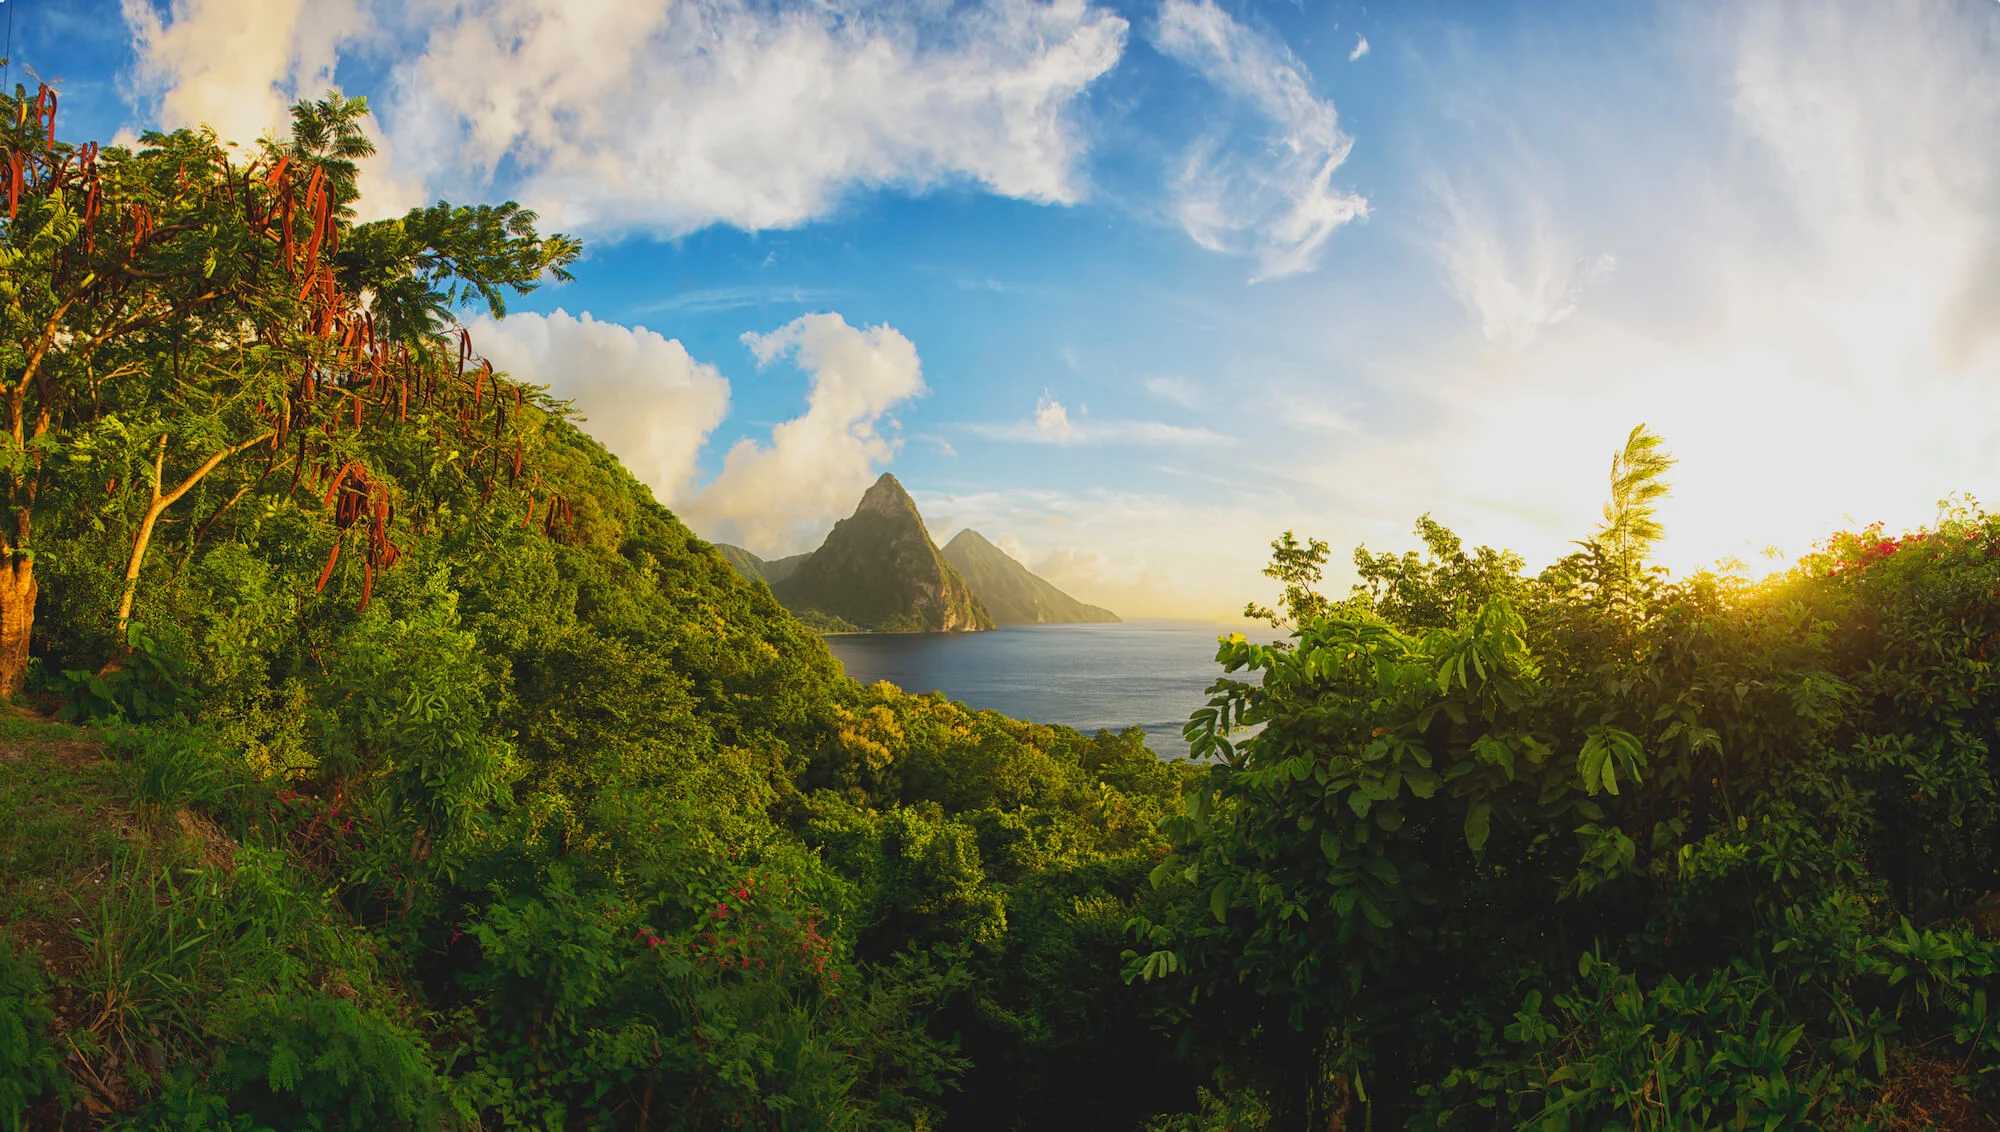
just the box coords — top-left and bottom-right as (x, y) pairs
(22, 0), (2000, 616)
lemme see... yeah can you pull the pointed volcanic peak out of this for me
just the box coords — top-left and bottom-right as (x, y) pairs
(774, 474), (993, 633)
(942, 529), (1120, 626)
(854, 471), (925, 519)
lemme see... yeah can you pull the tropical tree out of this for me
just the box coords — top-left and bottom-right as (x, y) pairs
(0, 85), (578, 693)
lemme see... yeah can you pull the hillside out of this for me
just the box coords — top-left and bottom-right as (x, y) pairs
(713, 542), (810, 587)
(942, 529), (1120, 625)
(772, 474), (994, 632)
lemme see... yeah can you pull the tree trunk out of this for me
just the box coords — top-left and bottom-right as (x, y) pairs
(0, 555), (36, 699)
(108, 430), (274, 650)
(113, 502), (166, 644)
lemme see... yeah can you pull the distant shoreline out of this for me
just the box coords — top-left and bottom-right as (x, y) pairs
(815, 618), (1258, 640)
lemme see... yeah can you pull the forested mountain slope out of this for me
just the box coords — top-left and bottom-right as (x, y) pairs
(712, 542), (810, 587)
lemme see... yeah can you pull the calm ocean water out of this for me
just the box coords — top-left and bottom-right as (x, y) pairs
(824, 620), (1255, 758)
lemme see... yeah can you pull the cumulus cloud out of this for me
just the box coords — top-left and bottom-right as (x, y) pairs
(120, 0), (1126, 235)
(1034, 394), (1078, 441)
(379, 0), (1128, 236)
(967, 394), (1230, 446)
(120, 0), (357, 148)
(1348, 34), (1370, 62)
(1152, 0), (1367, 280)
(119, 0), (422, 218)
(467, 310), (730, 504)
(683, 313), (927, 553)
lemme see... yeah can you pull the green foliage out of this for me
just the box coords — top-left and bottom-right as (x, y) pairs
(56, 622), (192, 723)
(1243, 530), (1331, 629)
(212, 993), (451, 1130)
(1597, 422), (1676, 573)
(0, 937), (64, 1131)
(1142, 433), (2000, 1126)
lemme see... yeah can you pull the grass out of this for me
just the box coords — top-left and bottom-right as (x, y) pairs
(0, 712), (131, 948)
(0, 708), (430, 1125)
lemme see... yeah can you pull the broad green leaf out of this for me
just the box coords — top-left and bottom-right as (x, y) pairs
(1464, 801), (1493, 852)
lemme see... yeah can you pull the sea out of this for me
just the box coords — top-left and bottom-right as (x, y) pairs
(824, 620), (1259, 759)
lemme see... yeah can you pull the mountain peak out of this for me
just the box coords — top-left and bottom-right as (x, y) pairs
(855, 472), (918, 518)
(940, 529), (1119, 626)
(772, 473), (992, 632)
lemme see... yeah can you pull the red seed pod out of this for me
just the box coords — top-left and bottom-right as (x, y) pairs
(315, 541), (341, 593)
(35, 86), (57, 145)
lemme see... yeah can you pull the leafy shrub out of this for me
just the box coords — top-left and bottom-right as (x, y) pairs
(211, 993), (451, 1130)
(56, 622), (193, 723)
(0, 937), (64, 1131)
(1134, 442), (2000, 1125)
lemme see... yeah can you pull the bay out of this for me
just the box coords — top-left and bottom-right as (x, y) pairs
(824, 619), (1252, 758)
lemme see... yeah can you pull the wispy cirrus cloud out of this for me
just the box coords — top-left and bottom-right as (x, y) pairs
(1142, 374), (1205, 410)
(1151, 0), (1368, 281)
(965, 393), (1230, 447)
(632, 285), (843, 316)
(1432, 176), (1617, 349)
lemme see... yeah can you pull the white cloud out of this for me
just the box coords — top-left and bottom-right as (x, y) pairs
(967, 394), (1230, 446)
(379, 0), (1128, 237)
(1035, 393), (1078, 441)
(631, 285), (843, 316)
(119, 0), (422, 219)
(683, 313), (927, 553)
(467, 309), (730, 504)
(120, 0), (358, 149)
(1433, 177), (1617, 348)
(120, 0), (1126, 235)
(1348, 34), (1370, 62)
(1152, 0), (1368, 281)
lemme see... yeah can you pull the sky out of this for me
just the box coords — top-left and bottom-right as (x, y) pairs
(17, 0), (2000, 619)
